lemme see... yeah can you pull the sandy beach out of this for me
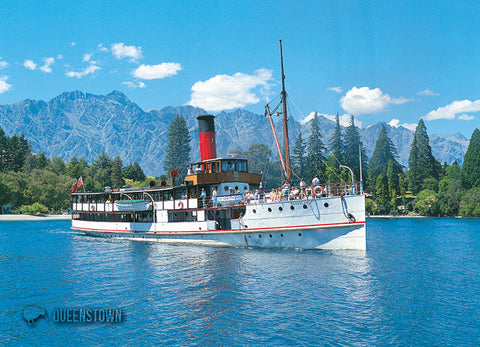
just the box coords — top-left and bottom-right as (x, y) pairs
(0, 214), (71, 221)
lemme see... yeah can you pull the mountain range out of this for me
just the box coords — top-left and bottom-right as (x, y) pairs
(0, 91), (470, 175)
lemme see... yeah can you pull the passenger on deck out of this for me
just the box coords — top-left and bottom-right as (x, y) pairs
(211, 188), (218, 207)
(282, 181), (290, 200)
(258, 182), (264, 201)
(300, 178), (307, 198)
(201, 188), (207, 207)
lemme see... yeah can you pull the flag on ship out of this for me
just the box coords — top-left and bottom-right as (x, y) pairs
(70, 176), (83, 194)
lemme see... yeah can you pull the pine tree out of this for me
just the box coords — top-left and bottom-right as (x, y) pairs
(93, 152), (113, 189)
(123, 161), (146, 182)
(111, 156), (125, 188)
(343, 115), (368, 181)
(387, 160), (399, 213)
(462, 128), (480, 189)
(374, 173), (389, 214)
(243, 143), (272, 175)
(291, 132), (307, 181)
(164, 114), (191, 180)
(0, 127), (6, 170)
(408, 119), (442, 194)
(305, 113), (326, 180)
(330, 112), (344, 162)
(368, 124), (402, 181)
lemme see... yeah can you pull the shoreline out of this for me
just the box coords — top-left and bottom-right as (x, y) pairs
(0, 214), (72, 221)
(367, 215), (469, 219)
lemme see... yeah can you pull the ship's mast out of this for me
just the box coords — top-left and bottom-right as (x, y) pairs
(280, 40), (291, 181)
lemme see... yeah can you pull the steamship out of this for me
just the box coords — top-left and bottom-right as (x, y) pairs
(71, 42), (366, 250)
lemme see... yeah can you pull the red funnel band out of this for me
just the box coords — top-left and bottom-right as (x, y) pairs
(199, 131), (216, 161)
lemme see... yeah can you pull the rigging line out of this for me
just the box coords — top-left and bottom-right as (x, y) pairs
(287, 95), (307, 121)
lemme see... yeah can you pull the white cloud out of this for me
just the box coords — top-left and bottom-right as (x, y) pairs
(83, 53), (92, 62)
(300, 112), (362, 128)
(187, 68), (273, 111)
(132, 63), (182, 80)
(424, 99), (480, 121)
(388, 119), (400, 127)
(40, 57), (55, 73)
(0, 60), (9, 69)
(0, 76), (12, 94)
(417, 89), (439, 96)
(66, 64), (101, 78)
(340, 87), (410, 115)
(57, 55), (63, 60)
(458, 114), (474, 121)
(122, 81), (146, 88)
(111, 43), (143, 62)
(71, 42), (76, 46)
(388, 118), (417, 131)
(24, 59), (37, 70)
(98, 43), (108, 52)
(327, 86), (342, 93)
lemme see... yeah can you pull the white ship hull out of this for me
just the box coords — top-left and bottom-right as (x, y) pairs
(72, 195), (366, 250)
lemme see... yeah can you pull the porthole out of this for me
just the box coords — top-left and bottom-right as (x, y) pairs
(253, 209), (256, 213)
(279, 207), (283, 211)
(281, 234), (284, 237)
(268, 207), (272, 212)
(303, 204), (307, 209)
(290, 205), (295, 210)
(224, 186), (229, 192)
(298, 232), (302, 236)
(259, 234), (262, 238)
(234, 185), (239, 191)
(243, 186), (247, 191)
(324, 202), (329, 208)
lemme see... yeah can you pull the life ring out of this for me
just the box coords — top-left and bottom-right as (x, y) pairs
(177, 201), (184, 209)
(314, 186), (323, 196)
(90, 205), (95, 211)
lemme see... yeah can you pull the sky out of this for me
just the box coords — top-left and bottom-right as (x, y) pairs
(0, 0), (479, 138)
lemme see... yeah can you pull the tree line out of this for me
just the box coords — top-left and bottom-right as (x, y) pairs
(286, 115), (480, 217)
(1, 113), (479, 217)
(0, 127), (149, 214)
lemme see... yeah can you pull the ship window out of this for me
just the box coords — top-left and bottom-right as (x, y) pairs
(324, 202), (329, 208)
(279, 207), (283, 211)
(222, 160), (235, 172)
(188, 187), (197, 198)
(268, 208), (272, 212)
(224, 186), (230, 192)
(175, 188), (187, 200)
(179, 212), (185, 222)
(303, 204), (308, 209)
(236, 160), (247, 172)
(290, 206), (295, 210)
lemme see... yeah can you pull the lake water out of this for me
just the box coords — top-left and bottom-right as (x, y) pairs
(1, 218), (479, 346)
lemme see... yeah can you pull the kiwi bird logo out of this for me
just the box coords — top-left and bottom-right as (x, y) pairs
(22, 305), (48, 325)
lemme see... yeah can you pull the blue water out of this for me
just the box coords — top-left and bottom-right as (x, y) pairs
(1, 218), (480, 346)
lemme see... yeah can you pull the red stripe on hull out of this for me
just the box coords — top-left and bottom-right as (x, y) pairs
(72, 220), (365, 234)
